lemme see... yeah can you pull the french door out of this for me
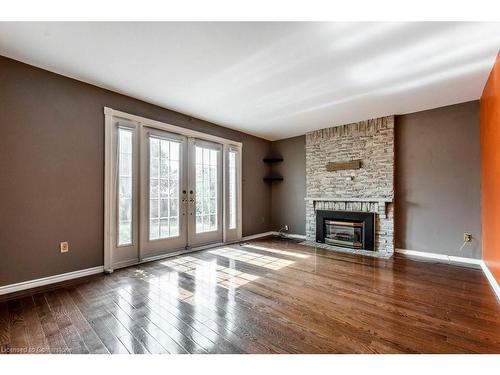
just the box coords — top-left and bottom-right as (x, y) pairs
(104, 108), (241, 272)
(188, 139), (223, 247)
(139, 128), (188, 259)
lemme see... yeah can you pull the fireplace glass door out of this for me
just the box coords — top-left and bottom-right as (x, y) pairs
(324, 220), (363, 249)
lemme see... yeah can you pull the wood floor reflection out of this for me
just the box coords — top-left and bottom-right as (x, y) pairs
(1, 238), (500, 354)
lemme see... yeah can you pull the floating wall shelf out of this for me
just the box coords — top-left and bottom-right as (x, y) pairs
(263, 154), (284, 182)
(263, 171), (284, 182)
(263, 157), (284, 163)
(263, 176), (284, 182)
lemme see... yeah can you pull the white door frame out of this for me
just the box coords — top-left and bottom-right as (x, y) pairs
(104, 107), (243, 272)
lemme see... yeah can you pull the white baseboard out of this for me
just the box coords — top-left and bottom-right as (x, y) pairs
(241, 231), (306, 241)
(241, 231), (275, 241)
(479, 261), (500, 302)
(0, 266), (104, 296)
(396, 248), (500, 303)
(140, 242), (225, 264)
(273, 232), (307, 240)
(395, 248), (482, 266)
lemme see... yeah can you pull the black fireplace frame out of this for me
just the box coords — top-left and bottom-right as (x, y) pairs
(315, 210), (375, 251)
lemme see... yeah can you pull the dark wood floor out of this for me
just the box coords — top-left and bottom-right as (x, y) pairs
(1, 238), (500, 354)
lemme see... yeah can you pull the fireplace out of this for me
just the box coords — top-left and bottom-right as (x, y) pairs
(316, 210), (375, 251)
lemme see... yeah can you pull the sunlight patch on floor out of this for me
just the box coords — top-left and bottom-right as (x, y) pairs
(157, 245), (297, 296)
(209, 247), (295, 270)
(139, 269), (194, 301)
(241, 244), (310, 259)
(160, 255), (260, 291)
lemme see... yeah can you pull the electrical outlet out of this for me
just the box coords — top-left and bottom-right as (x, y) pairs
(463, 233), (472, 242)
(284, 225), (289, 231)
(60, 242), (69, 253)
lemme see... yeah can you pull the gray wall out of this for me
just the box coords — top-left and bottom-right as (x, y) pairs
(0, 54), (483, 287)
(270, 136), (306, 235)
(395, 101), (482, 258)
(0, 56), (272, 286)
(269, 102), (482, 258)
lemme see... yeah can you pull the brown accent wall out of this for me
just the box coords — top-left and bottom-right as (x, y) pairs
(395, 101), (482, 258)
(0, 56), (272, 287)
(480, 51), (500, 282)
(270, 136), (306, 234)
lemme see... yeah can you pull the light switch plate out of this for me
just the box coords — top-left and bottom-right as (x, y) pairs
(60, 242), (69, 253)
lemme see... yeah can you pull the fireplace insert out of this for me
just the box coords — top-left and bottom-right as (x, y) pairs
(316, 210), (375, 251)
(324, 220), (363, 248)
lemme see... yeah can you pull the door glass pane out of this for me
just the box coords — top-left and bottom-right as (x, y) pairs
(195, 145), (218, 233)
(228, 151), (237, 229)
(118, 128), (133, 246)
(149, 136), (181, 240)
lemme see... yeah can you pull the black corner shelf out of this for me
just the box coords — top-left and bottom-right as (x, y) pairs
(263, 157), (284, 163)
(263, 154), (284, 182)
(263, 172), (284, 182)
(263, 176), (284, 182)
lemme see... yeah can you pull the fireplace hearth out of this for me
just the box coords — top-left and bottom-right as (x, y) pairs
(316, 210), (375, 251)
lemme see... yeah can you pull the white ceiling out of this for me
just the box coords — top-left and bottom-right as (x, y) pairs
(1, 22), (499, 140)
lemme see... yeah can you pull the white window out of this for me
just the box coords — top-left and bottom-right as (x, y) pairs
(117, 128), (133, 246)
(149, 136), (180, 240)
(195, 146), (218, 233)
(228, 150), (237, 229)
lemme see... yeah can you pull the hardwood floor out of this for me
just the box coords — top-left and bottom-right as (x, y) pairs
(1, 238), (499, 354)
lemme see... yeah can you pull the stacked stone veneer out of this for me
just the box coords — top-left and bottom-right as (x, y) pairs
(305, 116), (395, 255)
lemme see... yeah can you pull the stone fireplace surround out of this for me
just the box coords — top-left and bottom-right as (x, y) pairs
(302, 116), (395, 257)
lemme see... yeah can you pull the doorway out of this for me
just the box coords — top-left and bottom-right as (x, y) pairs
(104, 108), (242, 271)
